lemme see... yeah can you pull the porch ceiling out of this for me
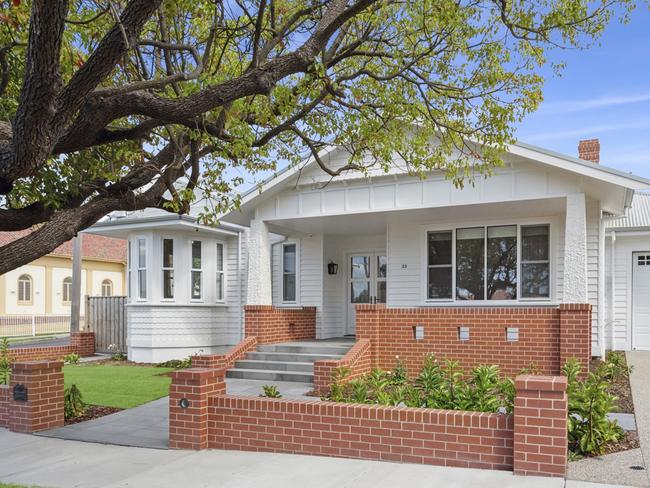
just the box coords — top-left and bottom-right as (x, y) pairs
(265, 197), (566, 236)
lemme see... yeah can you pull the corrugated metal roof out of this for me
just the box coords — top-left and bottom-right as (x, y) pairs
(607, 192), (650, 229)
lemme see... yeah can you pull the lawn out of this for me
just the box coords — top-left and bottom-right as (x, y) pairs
(63, 364), (175, 409)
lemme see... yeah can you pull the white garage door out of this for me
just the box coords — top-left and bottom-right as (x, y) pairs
(633, 252), (650, 350)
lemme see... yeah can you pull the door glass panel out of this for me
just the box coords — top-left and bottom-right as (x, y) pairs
(351, 256), (370, 279)
(377, 255), (387, 278)
(351, 281), (370, 303)
(377, 281), (386, 303)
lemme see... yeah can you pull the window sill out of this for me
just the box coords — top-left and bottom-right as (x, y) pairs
(421, 300), (559, 307)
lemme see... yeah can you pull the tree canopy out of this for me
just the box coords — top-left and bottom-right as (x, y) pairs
(0, 0), (633, 273)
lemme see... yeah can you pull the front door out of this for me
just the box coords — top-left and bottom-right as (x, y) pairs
(346, 252), (386, 335)
(633, 252), (650, 350)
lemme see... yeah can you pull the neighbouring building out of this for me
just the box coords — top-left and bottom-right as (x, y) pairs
(87, 137), (650, 367)
(0, 231), (127, 316)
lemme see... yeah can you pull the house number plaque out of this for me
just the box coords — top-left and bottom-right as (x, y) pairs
(13, 384), (28, 402)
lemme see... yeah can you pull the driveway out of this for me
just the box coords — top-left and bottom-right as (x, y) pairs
(36, 378), (315, 449)
(0, 429), (628, 488)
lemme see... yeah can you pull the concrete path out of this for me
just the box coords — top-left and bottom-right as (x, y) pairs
(0, 429), (631, 488)
(36, 378), (315, 449)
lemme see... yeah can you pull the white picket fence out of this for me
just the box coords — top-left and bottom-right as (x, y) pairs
(0, 314), (86, 338)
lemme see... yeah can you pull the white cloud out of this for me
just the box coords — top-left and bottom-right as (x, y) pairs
(540, 93), (650, 113)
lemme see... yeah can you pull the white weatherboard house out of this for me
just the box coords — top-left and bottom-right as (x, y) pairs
(88, 138), (650, 363)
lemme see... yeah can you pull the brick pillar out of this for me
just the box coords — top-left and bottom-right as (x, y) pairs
(169, 368), (226, 450)
(0, 385), (8, 428)
(559, 304), (591, 371)
(513, 375), (568, 477)
(8, 361), (64, 433)
(70, 331), (95, 357)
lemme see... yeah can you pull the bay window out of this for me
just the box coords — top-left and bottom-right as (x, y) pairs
(191, 240), (202, 300)
(137, 237), (147, 299)
(426, 223), (550, 302)
(216, 242), (225, 302)
(162, 238), (174, 299)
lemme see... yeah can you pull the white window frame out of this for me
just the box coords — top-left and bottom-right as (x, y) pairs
(17, 274), (33, 305)
(161, 237), (175, 301)
(127, 240), (132, 299)
(421, 217), (556, 305)
(281, 241), (299, 305)
(101, 279), (113, 297)
(215, 241), (226, 303)
(62, 276), (73, 304)
(136, 236), (147, 300)
(190, 239), (203, 301)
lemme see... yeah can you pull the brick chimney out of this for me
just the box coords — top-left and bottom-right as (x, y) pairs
(578, 139), (600, 163)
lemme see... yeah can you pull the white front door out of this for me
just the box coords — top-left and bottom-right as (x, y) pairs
(633, 252), (650, 350)
(346, 252), (387, 335)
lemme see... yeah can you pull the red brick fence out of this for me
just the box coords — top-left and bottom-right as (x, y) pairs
(169, 368), (569, 477)
(8, 331), (95, 362)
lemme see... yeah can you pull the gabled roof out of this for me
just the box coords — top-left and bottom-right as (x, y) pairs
(607, 192), (650, 230)
(0, 230), (127, 263)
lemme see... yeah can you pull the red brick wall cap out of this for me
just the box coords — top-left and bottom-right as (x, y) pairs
(515, 375), (567, 392)
(171, 367), (226, 381)
(559, 303), (592, 311)
(11, 360), (64, 371)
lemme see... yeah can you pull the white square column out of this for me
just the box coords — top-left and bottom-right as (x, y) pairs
(563, 193), (588, 303)
(246, 219), (273, 305)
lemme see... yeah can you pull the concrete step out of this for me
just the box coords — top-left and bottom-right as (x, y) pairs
(234, 359), (314, 372)
(257, 344), (352, 355)
(225, 368), (314, 383)
(245, 351), (344, 363)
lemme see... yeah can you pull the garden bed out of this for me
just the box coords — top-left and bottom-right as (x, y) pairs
(64, 405), (123, 425)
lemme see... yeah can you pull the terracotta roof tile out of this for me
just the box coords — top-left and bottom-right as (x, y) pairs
(0, 230), (126, 262)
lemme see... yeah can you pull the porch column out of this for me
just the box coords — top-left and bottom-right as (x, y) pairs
(246, 219), (272, 305)
(563, 193), (588, 303)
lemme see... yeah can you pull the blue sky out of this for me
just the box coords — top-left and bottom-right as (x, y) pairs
(515, 5), (650, 177)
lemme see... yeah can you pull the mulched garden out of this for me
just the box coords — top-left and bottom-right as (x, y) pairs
(64, 405), (123, 425)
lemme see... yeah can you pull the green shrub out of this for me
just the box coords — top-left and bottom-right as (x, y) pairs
(0, 337), (10, 385)
(156, 355), (193, 369)
(64, 384), (86, 419)
(64, 352), (80, 365)
(260, 385), (282, 398)
(563, 358), (624, 456)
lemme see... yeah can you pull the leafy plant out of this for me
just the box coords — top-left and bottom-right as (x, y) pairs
(0, 337), (10, 385)
(390, 358), (408, 386)
(157, 356), (193, 369)
(260, 385), (282, 398)
(563, 358), (624, 456)
(64, 352), (80, 365)
(328, 366), (351, 402)
(107, 344), (127, 361)
(64, 384), (86, 419)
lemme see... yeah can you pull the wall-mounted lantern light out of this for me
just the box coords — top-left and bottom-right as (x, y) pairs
(327, 261), (339, 275)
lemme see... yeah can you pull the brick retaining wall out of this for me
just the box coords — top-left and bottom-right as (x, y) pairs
(355, 304), (591, 377)
(9, 332), (96, 362)
(169, 370), (568, 477)
(244, 306), (316, 344)
(192, 337), (258, 369)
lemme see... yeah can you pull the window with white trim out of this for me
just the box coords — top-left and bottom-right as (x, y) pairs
(137, 237), (147, 299)
(62, 276), (72, 304)
(426, 223), (550, 301)
(216, 242), (225, 302)
(101, 279), (113, 297)
(191, 240), (202, 300)
(162, 238), (174, 299)
(17, 274), (33, 304)
(282, 243), (297, 303)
